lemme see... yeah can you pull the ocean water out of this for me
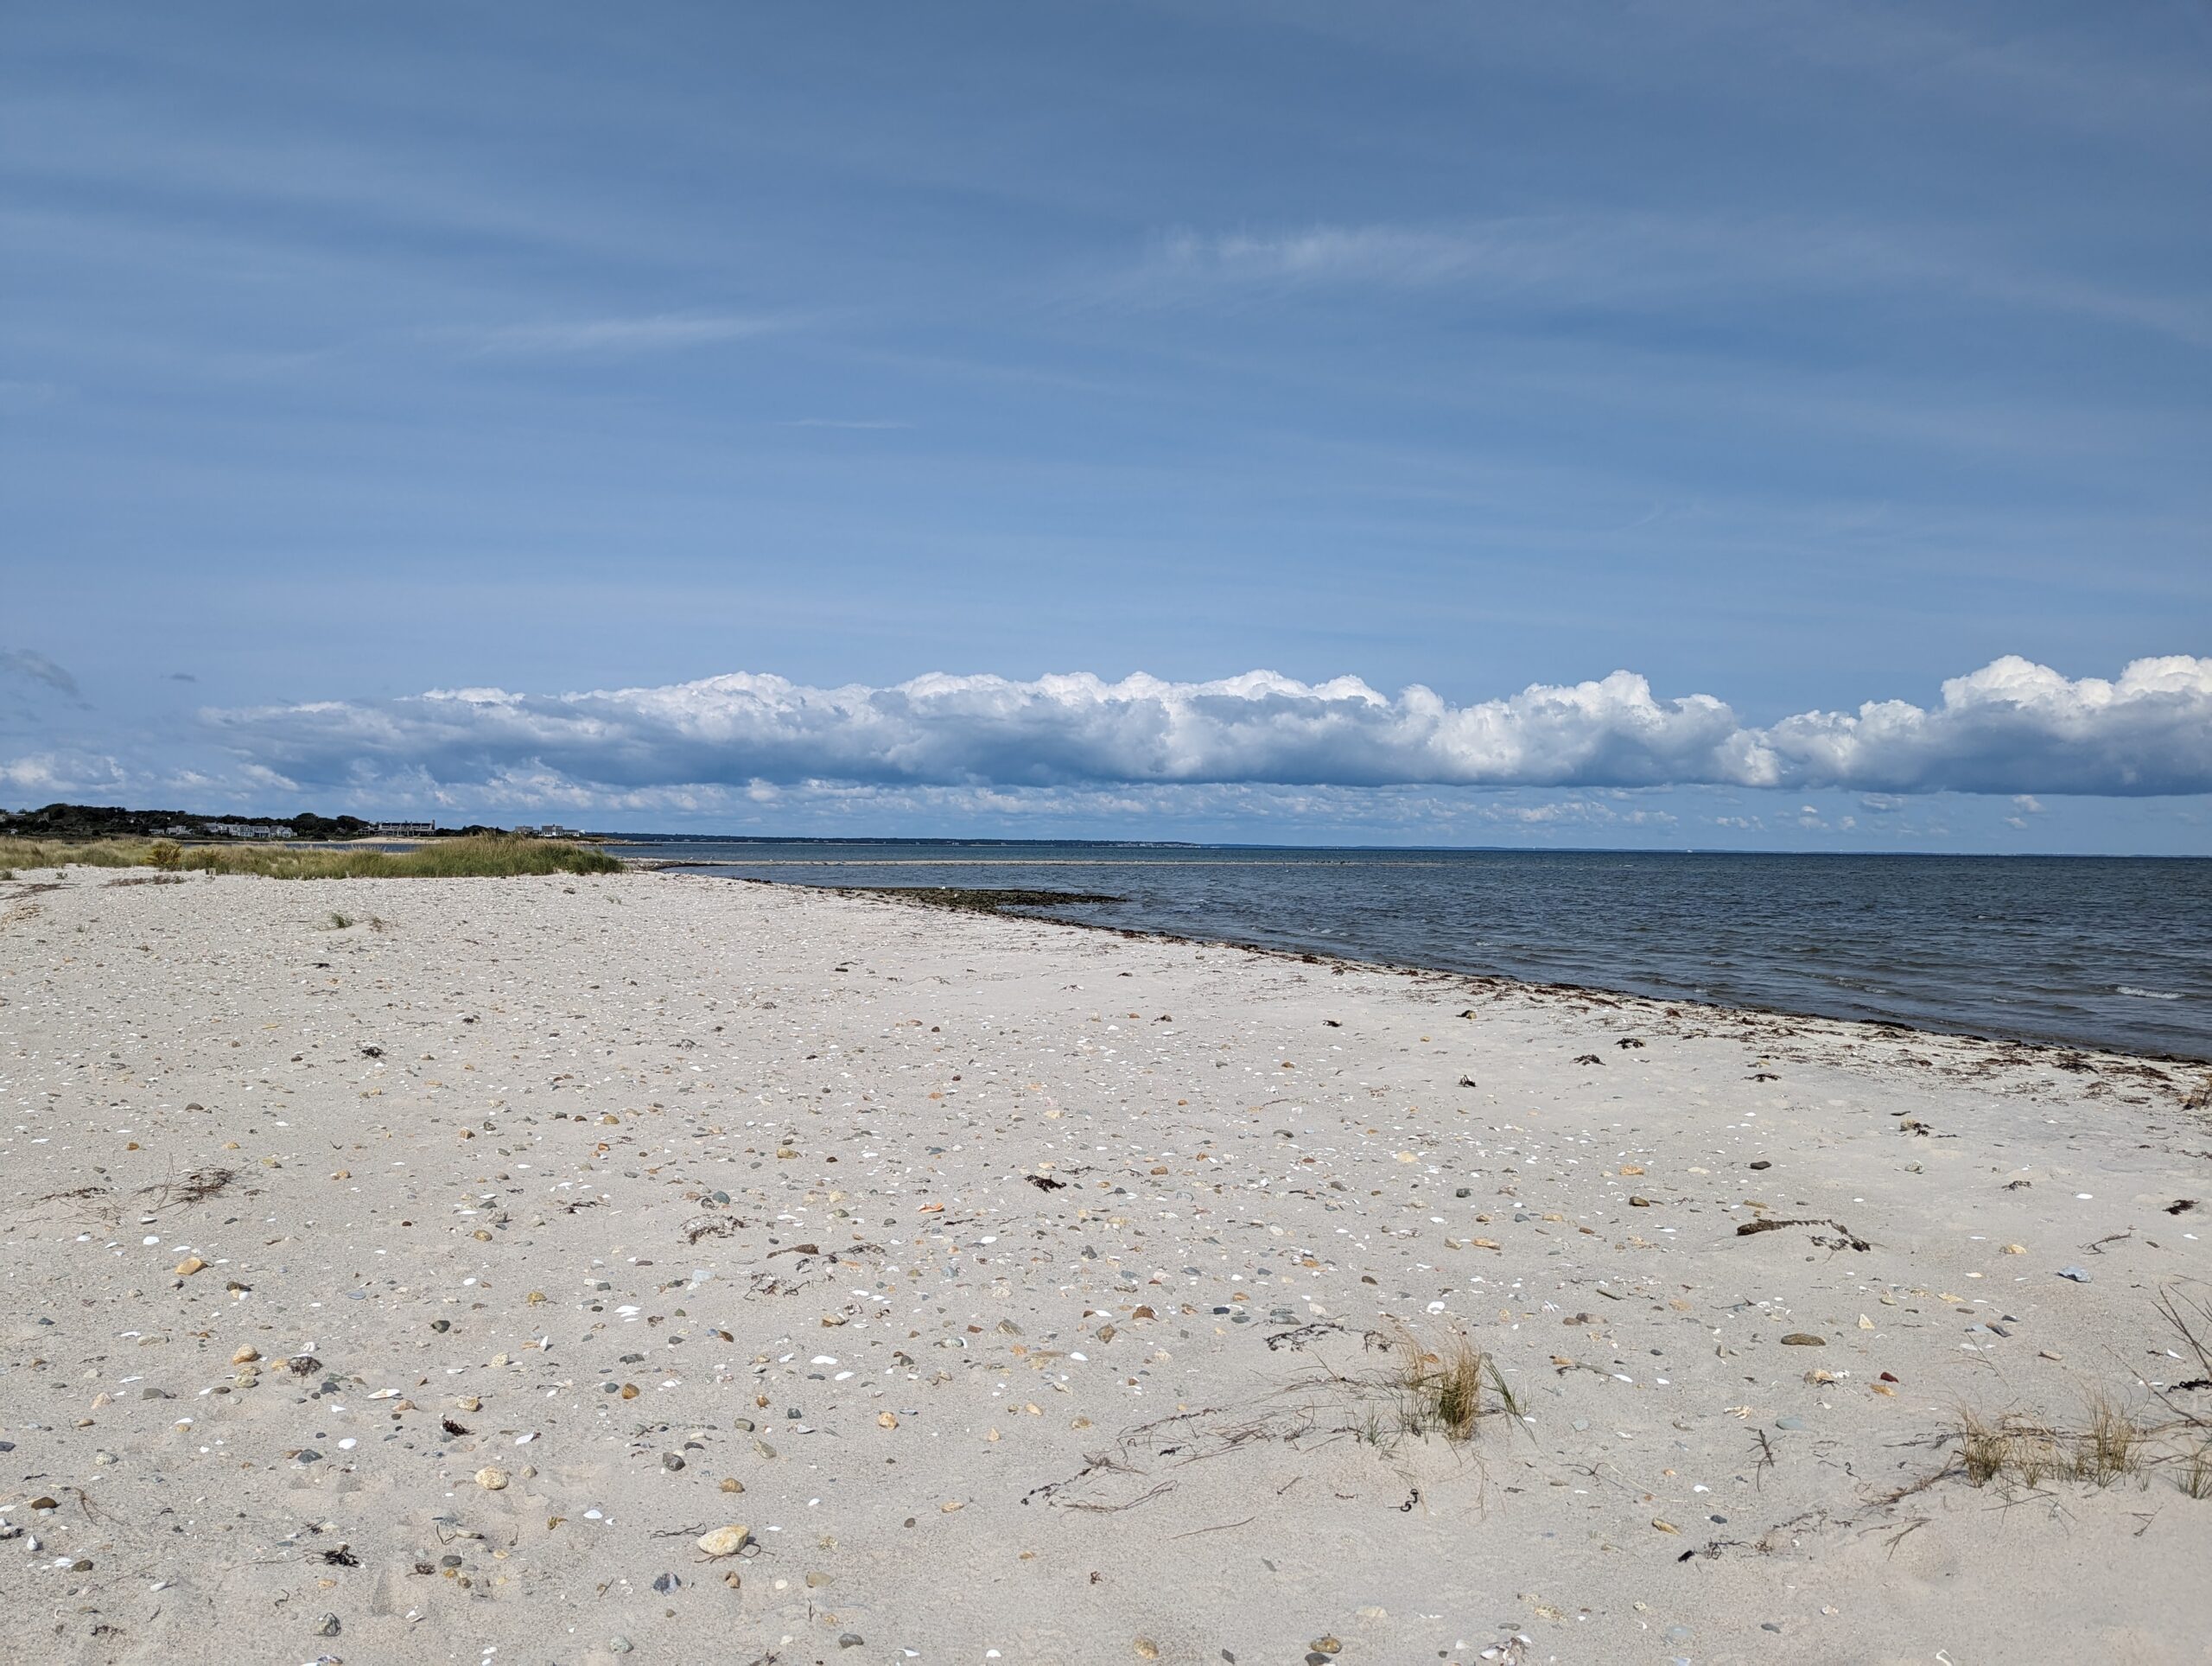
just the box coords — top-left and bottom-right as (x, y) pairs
(616, 840), (2212, 1060)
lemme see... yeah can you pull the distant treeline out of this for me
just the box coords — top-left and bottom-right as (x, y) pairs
(0, 803), (501, 841)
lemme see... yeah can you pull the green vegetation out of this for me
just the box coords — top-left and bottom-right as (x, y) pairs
(1391, 1327), (1518, 1441)
(0, 833), (621, 880)
(3, 801), (380, 841)
(1335, 1324), (1522, 1447)
(0, 838), (149, 870)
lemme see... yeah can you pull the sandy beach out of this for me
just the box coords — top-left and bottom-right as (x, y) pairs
(3, 865), (2209, 1666)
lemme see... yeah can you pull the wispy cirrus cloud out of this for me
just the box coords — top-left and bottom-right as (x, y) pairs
(197, 655), (2212, 802)
(446, 312), (785, 357)
(1128, 217), (2212, 347)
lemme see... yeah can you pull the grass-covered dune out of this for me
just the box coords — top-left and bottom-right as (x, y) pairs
(0, 832), (621, 880)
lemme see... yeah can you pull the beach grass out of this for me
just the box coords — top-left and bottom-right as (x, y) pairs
(0, 832), (621, 880)
(1952, 1394), (2208, 1497)
(1380, 1326), (1518, 1443)
(0, 838), (149, 870)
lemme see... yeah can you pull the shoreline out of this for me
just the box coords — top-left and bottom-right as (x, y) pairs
(663, 867), (2212, 1076)
(3, 866), (2208, 1663)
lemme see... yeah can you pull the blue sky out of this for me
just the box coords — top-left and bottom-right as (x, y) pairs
(3, 1), (2208, 849)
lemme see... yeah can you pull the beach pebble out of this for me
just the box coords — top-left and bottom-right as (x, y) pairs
(1780, 1332), (1826, 1346)
(474, 1466), (510, 1490)
(696, 1524), (750, 1557)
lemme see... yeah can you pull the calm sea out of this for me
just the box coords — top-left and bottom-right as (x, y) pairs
(614, 840), (2212, 1061)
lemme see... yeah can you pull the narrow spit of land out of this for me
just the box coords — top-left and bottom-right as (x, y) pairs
(1, 865), (2207, 1665)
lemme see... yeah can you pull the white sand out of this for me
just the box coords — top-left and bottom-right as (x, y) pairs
(2, 867), (2208, 1666)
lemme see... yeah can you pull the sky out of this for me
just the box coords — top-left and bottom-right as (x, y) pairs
(3, 1), (2209, 851)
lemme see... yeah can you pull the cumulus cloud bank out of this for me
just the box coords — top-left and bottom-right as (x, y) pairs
(199, 656), (2212, 799)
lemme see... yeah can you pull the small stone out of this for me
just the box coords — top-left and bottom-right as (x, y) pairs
(661, 1452), (685, 1472)
(609, 1637), (632, 1655)
(175, 1256), (207, 1276)
(696, 1524), (750, 1558)
(878, 1412), (899, 1429)
(232, 1345), (259, 1364)
(474, 1466), (510, 1490)
(719, 1477), (745, 1494)
(315, 1614), (340, 1638)
(1135, 1642), (1160, 1661)
(1309, 1639), (1343, 1656)
(2057, 1266), (2092, 1282)
(838, 1635), (864, 1650)
(1780, 1332), (1825, 1346)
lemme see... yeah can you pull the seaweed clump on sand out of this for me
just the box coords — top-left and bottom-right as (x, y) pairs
(841, 887), (1122, 916)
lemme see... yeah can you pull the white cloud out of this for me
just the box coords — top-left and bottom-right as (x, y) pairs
(194, 655), (2212, 802)
(0, 748), (130, 796)
(1747, 655), (2212, 793)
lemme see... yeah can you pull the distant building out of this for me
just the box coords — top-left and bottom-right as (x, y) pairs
(205, 821), (286, 840)
(515, 823), (582, 838)
(372, 821), (436, 836)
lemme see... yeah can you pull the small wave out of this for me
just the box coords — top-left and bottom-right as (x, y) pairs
(2117, 985), (2184, 1002)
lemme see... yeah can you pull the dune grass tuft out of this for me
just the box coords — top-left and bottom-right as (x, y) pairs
(1385, 1326), (1518, 1443)
(1951, 1394), (2205, 1497)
